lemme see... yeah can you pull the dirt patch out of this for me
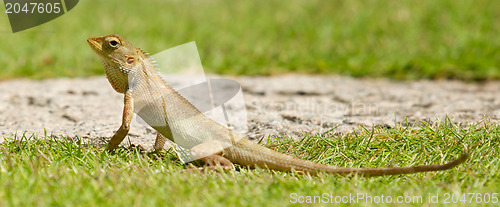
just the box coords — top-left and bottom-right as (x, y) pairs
(0, 75), (498, 149)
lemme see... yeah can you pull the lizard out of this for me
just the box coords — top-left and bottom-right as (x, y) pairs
(87, 34), (468, 176)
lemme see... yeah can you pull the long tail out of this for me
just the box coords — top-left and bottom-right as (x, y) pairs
(320, 153), (468, 177)
(228, 139), (468, 176)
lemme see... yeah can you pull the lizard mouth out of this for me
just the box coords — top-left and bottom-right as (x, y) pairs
(87, 37), (104, 55)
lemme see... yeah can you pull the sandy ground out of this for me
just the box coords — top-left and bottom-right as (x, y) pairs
(1, 75), (499, 149)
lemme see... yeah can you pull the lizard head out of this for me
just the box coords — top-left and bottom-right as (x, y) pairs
(87, 34), (146, 93)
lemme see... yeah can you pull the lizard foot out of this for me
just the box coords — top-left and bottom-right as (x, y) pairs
(185, 154), (235, 173)
(200, 154), (235, 170)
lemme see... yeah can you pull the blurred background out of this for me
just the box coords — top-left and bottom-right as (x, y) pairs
(0, 0), (499, 80)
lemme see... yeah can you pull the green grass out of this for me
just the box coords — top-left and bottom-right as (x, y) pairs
(0, 120), (498, 206)
(1, 0), (500, 80)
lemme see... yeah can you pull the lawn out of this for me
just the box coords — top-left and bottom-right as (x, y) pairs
(0, 0), (499, 80)
(0, 120), (497, 206)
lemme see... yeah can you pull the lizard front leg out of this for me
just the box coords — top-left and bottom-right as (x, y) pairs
(106, 91), (134, 152)
(190, 140), (235, 170)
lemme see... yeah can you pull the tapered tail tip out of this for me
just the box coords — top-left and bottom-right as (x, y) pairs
(448, 151), (469, 168)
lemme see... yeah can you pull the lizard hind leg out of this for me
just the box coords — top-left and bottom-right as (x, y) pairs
(154, 132), (167, 152)
(190, 141), (235, 171)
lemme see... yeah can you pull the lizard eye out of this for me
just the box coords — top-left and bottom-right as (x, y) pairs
(109, 40), (120, 48)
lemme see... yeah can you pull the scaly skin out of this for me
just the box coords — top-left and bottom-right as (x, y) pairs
(87, 34), (468, 176)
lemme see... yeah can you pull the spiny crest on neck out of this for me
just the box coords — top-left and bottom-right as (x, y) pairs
(136, 47), (160, 74)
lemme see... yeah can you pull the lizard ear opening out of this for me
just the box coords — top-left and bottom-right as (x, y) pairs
(126, 57), (134, 64)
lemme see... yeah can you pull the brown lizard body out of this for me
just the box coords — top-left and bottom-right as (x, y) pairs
(87, 34), (467, 176)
